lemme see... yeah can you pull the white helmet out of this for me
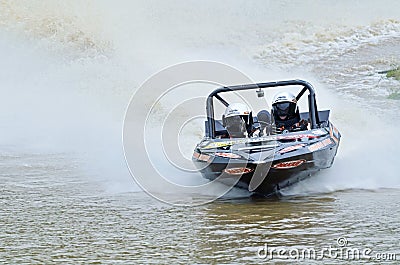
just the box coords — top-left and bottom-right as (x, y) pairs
(222, 103), (252, 137)
(272, 92), (298, 120)
(224, 103), (251, 118)
(272, 92), (297, 105)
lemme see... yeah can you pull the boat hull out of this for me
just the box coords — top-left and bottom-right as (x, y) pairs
(193, 127), (340, 197)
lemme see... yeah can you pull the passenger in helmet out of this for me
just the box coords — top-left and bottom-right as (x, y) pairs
(271, 92), (308, 132)
(222, 103), (253, 138)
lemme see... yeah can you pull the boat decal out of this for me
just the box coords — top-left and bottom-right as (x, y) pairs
(276, 134), (319, 140)
(279, 144), (305, 154)
(224, 167), (253, 175)
(272, 159), (306, 169)
(329, 124), (339, 144)
(308, 138), (333, 152)
(215, 152), (242, 159)
(199, 154), (211, 162)
(247, 137), (275, 143)
(202, 139), (247, 149)
(312, 129), (328, 136)
(238, 144), (278, 151)
(193, 151), (211, 162)
(201, 132), (326, 150)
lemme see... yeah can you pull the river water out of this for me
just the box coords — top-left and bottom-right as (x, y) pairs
(1, 1), (400, 264)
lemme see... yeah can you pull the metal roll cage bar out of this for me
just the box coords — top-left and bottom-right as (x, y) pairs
(206, 80), (320, 138)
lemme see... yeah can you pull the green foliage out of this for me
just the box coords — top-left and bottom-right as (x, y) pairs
(386, 67), (400, 80)
(387, 91), (400, 100)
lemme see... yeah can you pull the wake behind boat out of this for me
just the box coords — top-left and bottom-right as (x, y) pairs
(192, 80), (341, 197)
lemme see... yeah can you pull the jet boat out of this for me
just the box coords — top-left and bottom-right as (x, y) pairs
(192, 80), (341, 197)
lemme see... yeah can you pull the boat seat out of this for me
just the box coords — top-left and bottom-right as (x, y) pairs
(257, 110), (272, 135)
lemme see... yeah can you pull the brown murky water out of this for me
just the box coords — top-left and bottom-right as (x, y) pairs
(1, 153), (399, 264)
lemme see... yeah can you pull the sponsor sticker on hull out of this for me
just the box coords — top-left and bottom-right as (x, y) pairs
(202, 139), (247, 149)
(276, 134), (319, 141)
(224, 167), (254, 175)
(279, 144), (305, 154)
(215, 152), (242, 159)
(272, 159), (306, 169)
(330, 124), (340, 144)
(308, 138), (333, 152)
(193, 151), (211, 162)
(312, 129), (328, 136)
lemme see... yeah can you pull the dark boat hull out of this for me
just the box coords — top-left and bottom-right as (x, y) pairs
(193, 126), (340, 197)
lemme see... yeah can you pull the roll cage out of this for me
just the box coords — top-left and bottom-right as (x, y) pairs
(205, 80), (321, 139)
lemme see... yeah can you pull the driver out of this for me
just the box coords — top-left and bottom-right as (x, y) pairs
(222, 103), (253, 138)
(271, 92), (308, 132)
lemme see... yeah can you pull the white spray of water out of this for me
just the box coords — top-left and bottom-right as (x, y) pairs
(281, 85), (400, 196)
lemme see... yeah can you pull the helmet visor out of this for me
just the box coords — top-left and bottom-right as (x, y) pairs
(273, 102), (296, 118)
(225, 115), (249, 126)
(273, 102), (290, 116)
(225, 115), (247, 137)
(275, 102), (290, 111)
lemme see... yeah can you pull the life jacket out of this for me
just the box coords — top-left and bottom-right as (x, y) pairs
(274, 116), (301, 132)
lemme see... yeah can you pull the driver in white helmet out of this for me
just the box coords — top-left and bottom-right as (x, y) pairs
(222, 103), (253, 138)
(271, 92), (308, 133)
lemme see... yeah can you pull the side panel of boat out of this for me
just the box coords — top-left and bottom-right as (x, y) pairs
(254, 143), (339, 196)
